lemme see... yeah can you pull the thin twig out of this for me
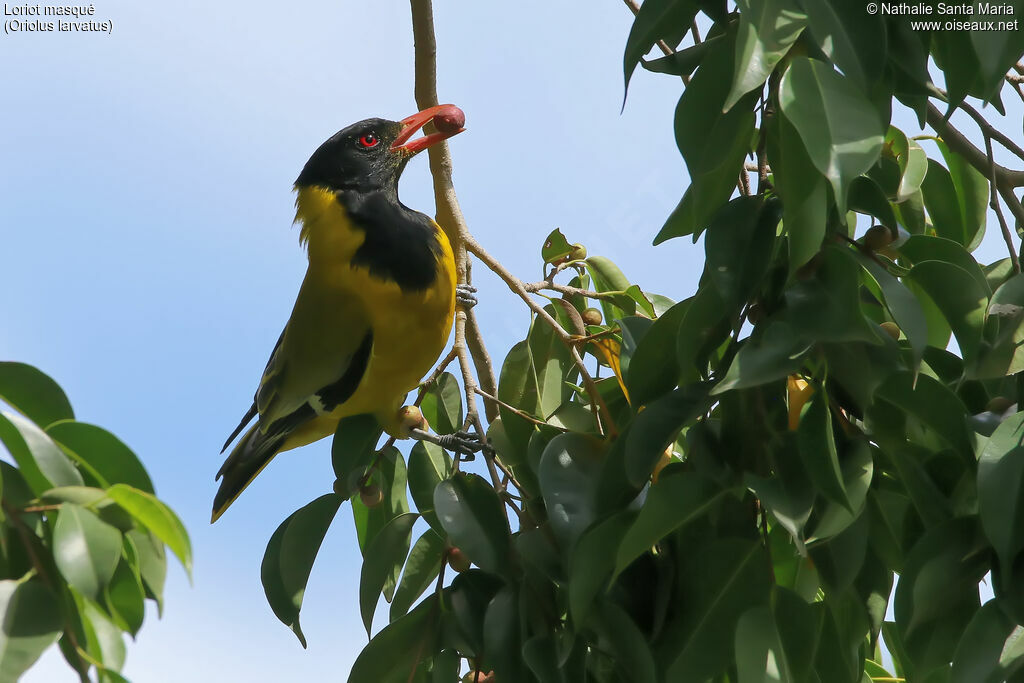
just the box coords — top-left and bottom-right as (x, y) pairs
(1007, 73), (1024, 85)
(465, 235), (613, 433)
(523, 280), (622, 301)
(411, 0), (494, 457)
(956, 98), (1024, 163)
(475, 387), (556, 429)
(984, 134), (1021, 273)
(925, 103), (1024, 187)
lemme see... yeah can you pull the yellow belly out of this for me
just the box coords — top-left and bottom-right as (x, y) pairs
(279, 187), (457, 449)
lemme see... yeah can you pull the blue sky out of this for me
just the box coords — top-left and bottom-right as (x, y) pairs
(2, 1), (1020, 681)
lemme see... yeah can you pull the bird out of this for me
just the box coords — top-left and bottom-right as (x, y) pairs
(212, 104), (477, 523)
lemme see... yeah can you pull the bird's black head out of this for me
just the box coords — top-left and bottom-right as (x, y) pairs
(294, 105), (465, 193)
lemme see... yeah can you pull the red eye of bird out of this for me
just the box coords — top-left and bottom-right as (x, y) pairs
(358, 134), (379, 148)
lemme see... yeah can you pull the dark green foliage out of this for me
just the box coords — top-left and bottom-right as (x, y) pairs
(0, 362), (191, 682)
(252, 3), (1024, 681)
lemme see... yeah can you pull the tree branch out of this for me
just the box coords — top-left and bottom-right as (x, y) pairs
(985, 133), (1021, 273)
(925, 103), (1024, 187)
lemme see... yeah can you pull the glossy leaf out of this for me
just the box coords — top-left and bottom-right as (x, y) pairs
(623, 0), (698, 92)
(407, 441), (450, 532)
(704, 196), (779, 310)
(951, 599), (1024, 683)
(771, 110), (828, 274)
(712, 322), (810, 394)
(906, 260), (988, 368)
(331, 414), (383, 497)
(420, 372), (462, 436)
(663, 539), (771, 680)
(105, 556), (146, 637)
(977, 412), (1024, 569)
(569, 512), (635, 625)
(541, 228), (574, 264)
(53, 503), (122, 602)
(46, 422), (154, 493)
(0, 362), (73, 429)
(0, 579), (62, 682)
(0, 411), (83, 495)
(626, 299), (690, 406)
(796, 391), (849, 510)
(855, 252), (928, 372)
(538, 433), (605, 547)
(105, 484), (191, 578)
(434, 474), (510, 573)
(360, 512), (418, 635)
(616, 467), (726, 577)
(261, 493), (342, 647)
(801, 0), (886, 89)
(725, 0), (806, 111)
(778, 57), (886, 215)
(625, 386), (709, 487)
(390, 529), (444, 622)
(656, 29), (757, 243)
(347, 593), (439, 683)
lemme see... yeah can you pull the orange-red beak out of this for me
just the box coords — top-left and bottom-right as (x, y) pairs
(391, 104), (466, 154)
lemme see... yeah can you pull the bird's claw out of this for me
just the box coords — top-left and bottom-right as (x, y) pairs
(409, 427), (492, 459)
(456, 284), (478, 309)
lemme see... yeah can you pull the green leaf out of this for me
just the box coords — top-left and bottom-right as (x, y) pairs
(126, 529), (166, 616)
(0, 362), (74, 429)
(105, 484), (191, 579)
(497, 339), (540, 453)
(855, 252), (928, 372)
(626, 300), (690, 405)
(641, 35), (719, 76)
(906, 260), (988, 369)
(977, 273), (1024, 377)
(584, 255), (632, 326)
(623, 0), (698, 92)
(484, 585), (526, 682)
(590, 600), (658, 683)
(0, 579), (62, 683)
(421, 372), (462, 436)
(676, 286), (731, 381)
(408, 441), (450, 533)
(951, 599), (1024, 683)
(541, 228), (575, 264)
(616, 467), (727, 577)
(932, 30), (979, 112)
(874, 371), (972, 457)
(656, 28), (757, 243)
(894, 518), (987, 675)
(969, 2), (1024, 103)
(899, 235), (990, 298)
(977, 411), (1024, 569)
(806, 440), (873, 542)
(796, 390), (849, 510)
(331, 414), (383, 497)
(778, 57), (886, 215)
(352, 447), (409, 555)
(570, 512), (636, 625)
(704, 196), (779, 310)
(347, 593), (439, 683)
(801, 0), (886, 89)
(663, 539), (772, 680)
(625, 386), (710, 487)
(434, 473), (510, 574)
(104, 555), (146, 637)
(0, 411), (83, 495)
(538, 433), (605, 547)
(261, 493), (342, 647)
(712, 322), (809, 394)
(360, 512), (418, 635)
(771, 110), (828, 274)
(725, 0), (806, 111)
(887, 126), (929, 202)
(53, 503), (122, 602)
(849, 176), (898, 230)
(46, 422), (154, 493)
(77, 595), (125, 673)
(935, 140), (989, 252)
(390, 529), (444, 622)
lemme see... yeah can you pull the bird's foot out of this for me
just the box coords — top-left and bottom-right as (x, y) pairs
(456, 284), (478, 309)
(410, 427), (492, 458)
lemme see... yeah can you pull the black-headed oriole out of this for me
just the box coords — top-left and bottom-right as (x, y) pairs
(212, 105), (468, 523)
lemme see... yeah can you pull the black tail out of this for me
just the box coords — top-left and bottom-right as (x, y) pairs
(211, 426), (286, 523)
